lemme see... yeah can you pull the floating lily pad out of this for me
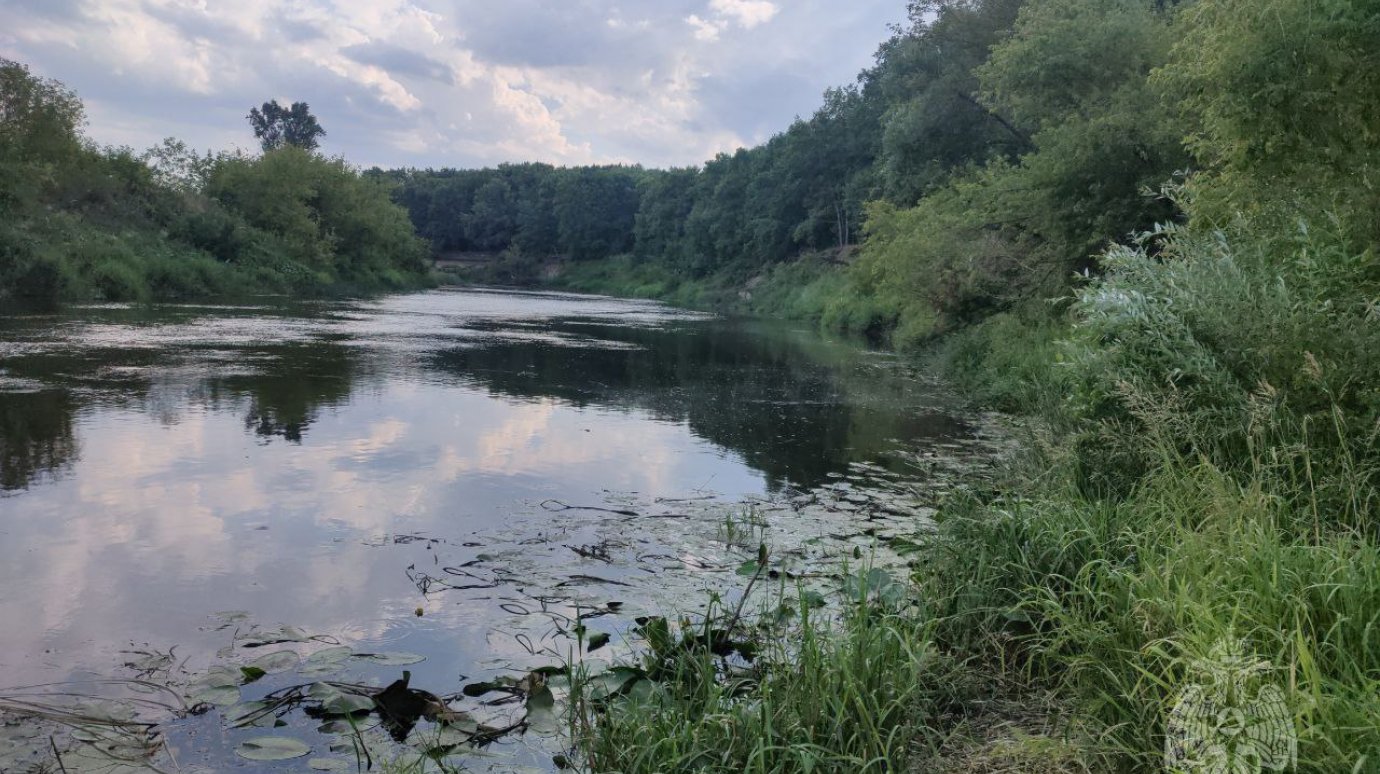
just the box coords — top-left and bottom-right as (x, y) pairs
(306, 646), (353, 665)
(240, 625), (310, 647)
(250, 650), (301, 674)
(191, 683), (241, 706)
(309, 758), (351, 771)
(316, 720), (355, 735)
(235, 736), (311, 761)
(308, 682), (375, 716)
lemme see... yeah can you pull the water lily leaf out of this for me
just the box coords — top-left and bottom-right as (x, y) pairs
(317, 720), (354, 735)
(239, 667), (266, 684)
(736, 560), (761, 577)
(309, 758), (351, 771)
(240, 625), (310, 647)
(250, 650), (301, 674)
(235, 736), (311, 761)
(308, 683), (374, 716)
(191, 684), (241, 706)
(327, 693), (374, 716)
(351, 652), (425, 666)
(193, 666), (242, 689)
(308, 682), (339, 700)
(306, 646), (353, 665)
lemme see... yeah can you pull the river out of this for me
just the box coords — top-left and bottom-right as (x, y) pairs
(0, 288), (995, 772)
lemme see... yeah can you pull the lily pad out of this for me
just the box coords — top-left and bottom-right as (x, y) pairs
(191, 683), (241, 706)
(309, 758), (351, 771)
(250, 650), (301, 674)
(306, 646), (353, 665)
(235, 736), (311, 761)
(308, 682), (375, 716)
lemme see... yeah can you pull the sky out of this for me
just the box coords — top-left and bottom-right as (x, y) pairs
(0, 0), (906, 170)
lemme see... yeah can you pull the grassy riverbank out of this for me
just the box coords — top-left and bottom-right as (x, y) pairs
(558, 208), (1380, 773)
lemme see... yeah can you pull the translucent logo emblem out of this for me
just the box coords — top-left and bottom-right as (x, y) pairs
(1165, 639), (1297, 773)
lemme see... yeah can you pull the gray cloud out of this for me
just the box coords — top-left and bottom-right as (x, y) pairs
(342, 41), (456, 85)
(1, 0), (904, 168)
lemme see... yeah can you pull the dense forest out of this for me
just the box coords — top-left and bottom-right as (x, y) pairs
(393, 0), (1187, 342)
(0, 60), (430, 306)
(391, 1), (1380, 771)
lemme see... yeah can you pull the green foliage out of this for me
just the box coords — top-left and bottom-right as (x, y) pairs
(576, 591), (956, 773)
(247, 100), (326, 152)
(1155, 0), (1380, 249)
(933, 308), (1070, 413)
(207, 147), (428, 284)
(0, 58), (84, 167)
(0, 60), (428, 306)
(920, 459), (1380, 773)
(1067, 212), (1379, 512)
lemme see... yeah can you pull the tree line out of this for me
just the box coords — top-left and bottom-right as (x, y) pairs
(390, 0), (1184, 310)
(0, 63), (429, 306)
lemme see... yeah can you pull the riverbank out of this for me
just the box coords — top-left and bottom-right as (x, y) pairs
(448, 223), (1380, 773)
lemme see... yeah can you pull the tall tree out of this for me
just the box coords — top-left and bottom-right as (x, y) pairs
(247, 100), (326, 152)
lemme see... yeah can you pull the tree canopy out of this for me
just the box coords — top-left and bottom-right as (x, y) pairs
(247, 100), (326, 153)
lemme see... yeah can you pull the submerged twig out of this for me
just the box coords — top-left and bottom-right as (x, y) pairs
(541, 499), (639, 517)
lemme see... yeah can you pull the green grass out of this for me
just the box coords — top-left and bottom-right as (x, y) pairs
(571, 584), (960, 774)
(571, 209), (1380, 772)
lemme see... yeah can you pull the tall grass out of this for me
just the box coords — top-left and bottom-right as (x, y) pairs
(916, 209), (1380, 772)
(572, 585), (959, 773)
(921, 454), (1380, 772)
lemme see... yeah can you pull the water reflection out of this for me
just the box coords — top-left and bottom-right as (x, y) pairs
(0, 389), (78, 491)
(430, 320), (968, 487)
(227, 344), (357, 443)
(0, 290), (971, 697)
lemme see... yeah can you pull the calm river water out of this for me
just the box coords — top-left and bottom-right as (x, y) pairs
(0, 288), (989, 772)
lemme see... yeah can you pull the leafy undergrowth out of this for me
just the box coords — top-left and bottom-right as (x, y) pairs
(570, 566), (960, 774)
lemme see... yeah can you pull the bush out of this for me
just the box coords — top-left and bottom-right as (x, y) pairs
(1066, 213), (1379, 517)
(935, 309), (1069, 413)
(89, 258), (145, 301)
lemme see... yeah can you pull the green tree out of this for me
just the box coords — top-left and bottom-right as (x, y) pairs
(0, 58), (84, 165)
(247, 100), (326, 152)
(1155, 0), (1380, 247)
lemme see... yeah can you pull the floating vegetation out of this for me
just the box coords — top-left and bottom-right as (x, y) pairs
(0, 415), (1007, 772)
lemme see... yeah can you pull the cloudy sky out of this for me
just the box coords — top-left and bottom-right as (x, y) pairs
(1, 0), (905, 169)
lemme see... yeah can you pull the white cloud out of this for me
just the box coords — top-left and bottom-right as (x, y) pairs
(685, 14), (722, 42)
(709, 0), (780, 29)
(1, 0), (901, 168)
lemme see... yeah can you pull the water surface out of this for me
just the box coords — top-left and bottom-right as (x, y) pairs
(0, 288), (983, 770)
